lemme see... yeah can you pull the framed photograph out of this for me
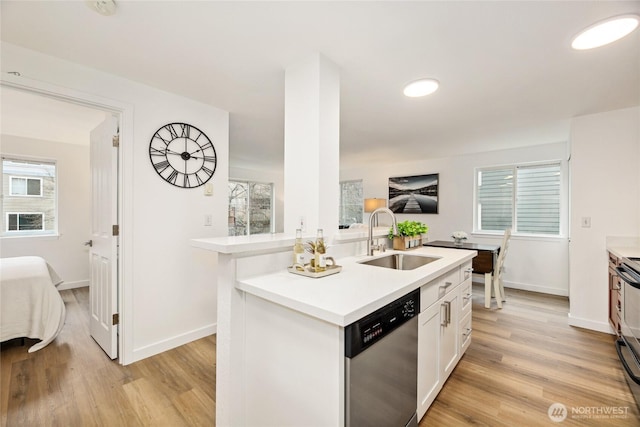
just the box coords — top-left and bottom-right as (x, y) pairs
(388, 173), (439, 214)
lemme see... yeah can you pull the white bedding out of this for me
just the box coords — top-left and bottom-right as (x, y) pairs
(0, 256), (66, 352)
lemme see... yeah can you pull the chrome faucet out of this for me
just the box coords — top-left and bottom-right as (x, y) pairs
(368, 207), (398, 256)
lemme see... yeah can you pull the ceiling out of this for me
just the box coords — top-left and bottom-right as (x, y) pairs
(1, 1), (639, 170)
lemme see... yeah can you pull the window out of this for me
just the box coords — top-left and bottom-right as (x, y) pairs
(475, 162), (561, 236)
(339, 180), (363, 228)
(6, 213), (44, 231)
(228, 180), (274, 236)
(10, 177), (42, 196)
(2, 157), (57, 236)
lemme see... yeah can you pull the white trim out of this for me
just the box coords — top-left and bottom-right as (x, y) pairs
(567, 313), (615, 334)
(1, 73), (135, 365)
(473, 159), (567, 237)
(131, 324), (217, 363)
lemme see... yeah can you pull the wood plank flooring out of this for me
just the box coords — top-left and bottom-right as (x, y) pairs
(2, 285), (639, 426)
(0, 287), (216, 427)
(420, 285), (640, 426)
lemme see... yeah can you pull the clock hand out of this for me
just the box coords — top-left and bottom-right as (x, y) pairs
(165, 149), (184, 156)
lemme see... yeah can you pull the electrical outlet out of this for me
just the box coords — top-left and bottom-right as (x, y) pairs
(204, 214), (212, 226)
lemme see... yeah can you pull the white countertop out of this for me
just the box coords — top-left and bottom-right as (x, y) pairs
(608, 245), (640, 260)
(237, 246), (476, 327)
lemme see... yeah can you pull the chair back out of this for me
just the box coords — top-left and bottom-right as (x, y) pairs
(495, 228), (511, 277)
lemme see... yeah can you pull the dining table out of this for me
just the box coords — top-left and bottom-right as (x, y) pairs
(423, 240), (501, 308)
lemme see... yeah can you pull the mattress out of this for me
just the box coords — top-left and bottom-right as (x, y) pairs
(0, 256), (66, 352)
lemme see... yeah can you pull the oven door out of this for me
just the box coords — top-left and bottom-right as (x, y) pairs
(618, 264), (640, 358)
(617, 263), (640, 408)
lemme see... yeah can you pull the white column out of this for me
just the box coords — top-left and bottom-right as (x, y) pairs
(284, 53), (340, 239)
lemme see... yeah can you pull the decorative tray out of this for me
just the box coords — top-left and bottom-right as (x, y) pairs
(287, 264), (342, 278)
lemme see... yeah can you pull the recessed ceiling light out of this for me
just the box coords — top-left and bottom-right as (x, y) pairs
(403, 78), (439, 97)
(85, 0), (117, 16)
(571, 14), (640, 50)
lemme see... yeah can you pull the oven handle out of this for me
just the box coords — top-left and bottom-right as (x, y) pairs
(616, 266), (640, 289)
(616, 339), (640, 385)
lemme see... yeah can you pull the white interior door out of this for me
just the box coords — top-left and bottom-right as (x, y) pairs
(89, 114), (119, 359)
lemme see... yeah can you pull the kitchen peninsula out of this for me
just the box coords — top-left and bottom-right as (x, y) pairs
(192, 233), (476, 426)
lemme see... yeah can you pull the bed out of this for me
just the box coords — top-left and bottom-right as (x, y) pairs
(0, 256), (66, 352)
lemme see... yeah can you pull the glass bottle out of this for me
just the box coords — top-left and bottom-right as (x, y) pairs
(314, 228), (327, 272)
(293, 229), (305, 266)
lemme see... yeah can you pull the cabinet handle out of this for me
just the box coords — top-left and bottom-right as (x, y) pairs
(440, 303), (448, 326)
(446, 301), (451, 325)
(463, 292), (472, 302)
(462, 327), (472, 337)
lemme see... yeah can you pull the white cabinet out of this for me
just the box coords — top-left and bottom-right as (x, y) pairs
(417, 262), (472, 421)
(417, 302), (441, 417)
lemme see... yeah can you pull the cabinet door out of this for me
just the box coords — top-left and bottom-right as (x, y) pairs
(441, 291), (459, 379)
(417, 302), (441, 420)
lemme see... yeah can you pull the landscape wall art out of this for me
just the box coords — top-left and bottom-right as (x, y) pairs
(388, 173), (439, 214)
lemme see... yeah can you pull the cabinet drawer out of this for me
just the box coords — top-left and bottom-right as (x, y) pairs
(460, 311), (472, 353)
(459, 278), (473, 317)
(461, 261), (473, 282)
(421, 267), (460, 310)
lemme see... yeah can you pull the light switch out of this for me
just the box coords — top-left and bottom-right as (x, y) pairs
(204, 214), (212, 226)
(204, 183), (213, 196)
(581, 217), (591, 228)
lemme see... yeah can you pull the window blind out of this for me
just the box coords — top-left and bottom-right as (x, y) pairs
(477, 168), (513, 231)
(516, 164), (560, 235)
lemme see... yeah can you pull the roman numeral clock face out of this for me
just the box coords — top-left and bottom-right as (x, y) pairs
(149, 123), (217, 188)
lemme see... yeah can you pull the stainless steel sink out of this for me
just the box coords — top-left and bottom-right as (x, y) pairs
(358, 253), (440, 270)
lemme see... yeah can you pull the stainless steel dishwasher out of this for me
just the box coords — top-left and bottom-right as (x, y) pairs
(345, 289), (419, 427)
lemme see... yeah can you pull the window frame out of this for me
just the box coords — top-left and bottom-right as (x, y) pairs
(1, 155), (58, 238)
(228, 179), (275, 236)
(6, 212), (45, 232)
(473, 160), (566, 239)
(9, 176), (43, 197)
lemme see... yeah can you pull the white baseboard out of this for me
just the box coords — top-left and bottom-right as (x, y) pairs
(131, 323), (217, 363)
(472, 277), (569, 296)
(57, 280), (89, 290)
(567, 314), (613, 335)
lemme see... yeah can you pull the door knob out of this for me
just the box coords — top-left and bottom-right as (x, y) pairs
(84, 240), (93, 247)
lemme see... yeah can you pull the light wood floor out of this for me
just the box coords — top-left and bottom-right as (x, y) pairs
(2, 285), (639, 426)
(420, 285), (640, 426)
(1, 287), (216, 427)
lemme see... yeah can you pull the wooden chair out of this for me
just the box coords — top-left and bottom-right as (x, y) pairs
(485, 228), (511, 309)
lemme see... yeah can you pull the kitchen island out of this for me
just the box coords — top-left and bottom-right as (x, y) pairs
(192, 234), (476, 426)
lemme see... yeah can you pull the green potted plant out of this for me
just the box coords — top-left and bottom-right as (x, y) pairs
(388, 220), (429, 250)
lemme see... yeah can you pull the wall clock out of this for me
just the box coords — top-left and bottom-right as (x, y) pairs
(149, 122), (217, 188)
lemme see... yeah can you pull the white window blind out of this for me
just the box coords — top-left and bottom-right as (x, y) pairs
(516, 164), (560, 235)
(477, 168), (513, 231)
(476, 162), (561, 236)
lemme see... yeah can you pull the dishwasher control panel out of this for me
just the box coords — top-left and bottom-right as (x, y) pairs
(345, 289), (420, 358)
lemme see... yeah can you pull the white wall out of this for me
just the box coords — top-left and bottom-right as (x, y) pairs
(341, 141), (570, 296)
(569, 106), (640, 333)
(229, 165), (285, 233)
(1, 42), (229, 363)
(0, 135), (90, 289)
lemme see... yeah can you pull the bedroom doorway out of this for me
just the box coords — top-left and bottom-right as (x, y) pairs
(0, 78), (129, 362)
